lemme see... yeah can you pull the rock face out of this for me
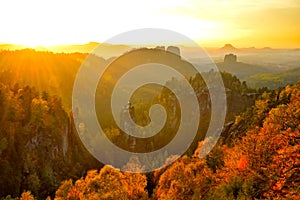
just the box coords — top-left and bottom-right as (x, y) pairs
(155, 46), (165, 51)
(167, 46), (181, 57)
(224, 53), (237, 63)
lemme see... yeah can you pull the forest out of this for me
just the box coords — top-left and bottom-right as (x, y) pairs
(0, 49), (299, 200)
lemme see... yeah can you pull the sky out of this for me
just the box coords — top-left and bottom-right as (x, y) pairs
(0, 0), (299, 48)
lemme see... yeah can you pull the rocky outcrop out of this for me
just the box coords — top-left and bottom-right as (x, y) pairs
(224, 53), (237, 63)
(166, 46), (181, 57)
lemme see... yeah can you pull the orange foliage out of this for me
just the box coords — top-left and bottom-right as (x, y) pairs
(237, 156), (248, 171)
(20, 191), (35, 200)
(155, 155), (214, 199)
(226, 82), (300, 198)
(55, 166), (148, 200)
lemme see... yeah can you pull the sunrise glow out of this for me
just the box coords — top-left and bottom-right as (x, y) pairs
(0, 0), (299, 48)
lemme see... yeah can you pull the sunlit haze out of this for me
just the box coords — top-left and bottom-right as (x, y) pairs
(0, 0), (299, 48)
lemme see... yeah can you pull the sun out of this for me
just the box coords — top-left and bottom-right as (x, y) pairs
(1, 0), (299, 48)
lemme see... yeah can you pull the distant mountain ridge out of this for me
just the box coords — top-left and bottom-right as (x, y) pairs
(47, 42), (132, 58)
(214, 43), (278, 54)
(0, 43), (27, 50)
(1, 42), (298, 54)
(0, 42), (132, 59)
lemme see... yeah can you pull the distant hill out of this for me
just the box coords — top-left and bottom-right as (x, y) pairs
(217, 62), (275, 79)
(1, 42), (299, 61)
(0, 42), (132, 59)
(245, 67), (300, 89)
(216, 53), (276, 79)
(215, 53), (300, 89)
(206, 44), (294, 55)
(47, 42), (99, 53)
(0, 43), (26, 50)
(218, 44), (238, 52)
(217, 44), (277, 53)
(48, 42), (132, 59)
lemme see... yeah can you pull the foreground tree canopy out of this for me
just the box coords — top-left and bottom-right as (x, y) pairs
(34, 81), (294, 200)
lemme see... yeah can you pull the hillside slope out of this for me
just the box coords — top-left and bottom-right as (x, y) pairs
(245, 67), (300, 89)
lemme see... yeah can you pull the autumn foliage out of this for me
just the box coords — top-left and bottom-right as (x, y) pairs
(210, 82), (300, 199)
(50, 81), (300, 200)
(0, 50), (299, 199)
(54, 166), (148, 200)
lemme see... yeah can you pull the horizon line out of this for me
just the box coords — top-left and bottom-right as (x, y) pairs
(0, 41), (299, 50)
